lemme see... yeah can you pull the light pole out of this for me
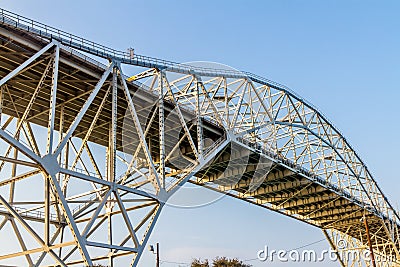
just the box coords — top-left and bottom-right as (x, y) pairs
(149, 242), (160, 267)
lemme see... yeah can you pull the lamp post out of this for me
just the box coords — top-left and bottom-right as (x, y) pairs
(149, 242), (160, 267)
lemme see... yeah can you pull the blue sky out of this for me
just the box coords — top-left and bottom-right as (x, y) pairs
(2, 1), (400, 266)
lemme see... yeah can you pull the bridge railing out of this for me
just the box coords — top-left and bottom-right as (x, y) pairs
(0, 204), (58, 221)
(0, 8), (343, 139)
(0, 8), (244, 77)
(235, 136), (362, 207)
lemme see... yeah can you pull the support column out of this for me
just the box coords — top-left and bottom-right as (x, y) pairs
(0, 85), (3, 126)
(9, 122), (19, 203)
(158, 71), (165, 190)
(46, 44), (60, 155)
(107, 64), (118, 267)
(195, 76), (203, 161)
(108, 65), (118, 184)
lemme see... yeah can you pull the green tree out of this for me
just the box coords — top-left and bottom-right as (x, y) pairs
(191, 258), (210, 267)
(191, 257), (251, 267)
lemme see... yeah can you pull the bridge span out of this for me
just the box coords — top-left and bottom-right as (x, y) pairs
(0, 8), (399, 267)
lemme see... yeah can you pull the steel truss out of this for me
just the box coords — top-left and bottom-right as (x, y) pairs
(138, 68), (400, 267)
(0, 7), (399, 267)
(0, 40), (229, 265)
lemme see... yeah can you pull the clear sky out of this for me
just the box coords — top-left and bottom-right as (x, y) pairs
(2, 1), (400, 266)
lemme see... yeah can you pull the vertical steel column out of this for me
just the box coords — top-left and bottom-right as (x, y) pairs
(107, 64), (118, 267)
(59, 104), (69, 200)
(55, 63), (65, 257)
(46, 44), (60, 154)
(158, 71), (165, 189)
(46, 95), (53, 246)
(8, 121), (19, 203)
(44, 174), (50, 245)
(58, 104), (65, 166)
(0, 85), (3, 125)
(195, 76), (203, 160)
(108, 213), (113, 267)
(223, 78), (229, 125)
(108, 65), (118, 184)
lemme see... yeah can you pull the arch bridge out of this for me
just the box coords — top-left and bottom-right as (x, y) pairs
(0, 8), (398, 267)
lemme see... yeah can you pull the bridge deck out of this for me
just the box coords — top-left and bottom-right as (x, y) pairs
(0, 10), (399, 265)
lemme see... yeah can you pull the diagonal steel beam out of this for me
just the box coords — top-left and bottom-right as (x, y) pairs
(0, 128), (42, 164)
(114, 190), (139, 247)
(162, 73), (199, 160)
(117, 64), (161, 192)
(47, 174), (92, 266)
(0, 195), (66, 266)
(53, 62), (113, 157)
(81, 190), (111, 237)
(130, 204), (162, 267)
(0, 41), (55, 86)
(10, 219), (33, 266)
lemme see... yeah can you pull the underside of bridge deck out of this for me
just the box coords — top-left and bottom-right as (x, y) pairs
(0, 9), (399, 267)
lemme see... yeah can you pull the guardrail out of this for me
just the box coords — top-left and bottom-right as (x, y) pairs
(235, 136), (362, 206)
(0, 7), (346, 145)
(0, 205), (58, 221)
